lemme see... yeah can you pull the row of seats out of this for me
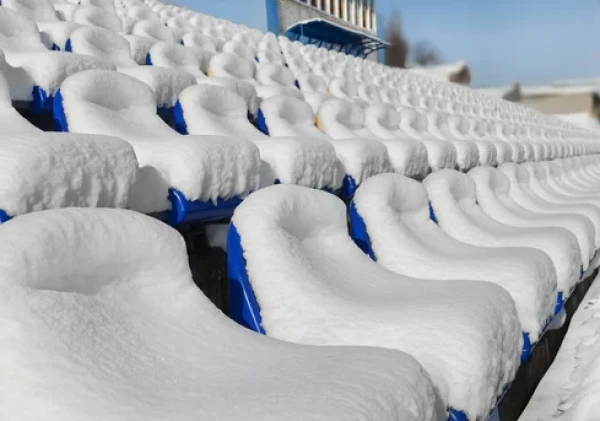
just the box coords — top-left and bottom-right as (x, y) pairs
(1, 0), (600, 420)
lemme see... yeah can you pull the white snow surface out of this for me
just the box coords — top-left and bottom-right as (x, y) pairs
(397, 108), (458, 171)
(261, 95), (391, 185)
(470, 166), (595, 269)
(233, 184), (522, 420)
(59, 69), (260, 213)
(353, 173), (556, 341)
(318, 98), (430, 179)
(424, 169), (579, 297)
(499, 163), (600, 250)
(0, 207), (446, 421)
(519, 273), (600, 421)
(0, 133), (137, 217)
(177, 84), (340, 189)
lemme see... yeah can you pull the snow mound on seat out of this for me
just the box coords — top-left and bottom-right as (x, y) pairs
(0, 208), (445, 421)
(424, 169), (578, 297)
(69, 26), (138, 68)
(470, 166), (595, 269)
(233, 184), (522, 419)
(519, 273), (600, 421)
(353, 173), (557, 340)
(178, 83), (340, 189)
(0, 133), (137, 217)
(59, 69), (260, 212)
(118, 66), (195, 108)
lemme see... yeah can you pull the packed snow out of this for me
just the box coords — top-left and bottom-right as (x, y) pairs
(424, 169), (580, 298)
(233, 184), (522, 420)
(59, 69), (260, 213)
(177, 83), (341, 189)
(0, 133), (137, 217)
(353, 173), (556, 341)
(0, 208), (445, 421)
(261, 95), (392, 185)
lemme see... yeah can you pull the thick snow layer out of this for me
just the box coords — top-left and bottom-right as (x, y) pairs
(519, 273), (600, 421)
(261, 95), (391, 185)
(469, 166), (595, 269)
(499, 163), (600, 250)
(424, 112), (480, 170)
(318, 99), (429, 179)
(0, 133), (137, 216)
(72, 5), (123, 32)
(207, 52), (255, 83)
(60, 70), (259, 213)
(177, 83), (340, 189)
(148, 41), (208, 81)
(119, 66), (196, 108)
(69, 26), (138, 68)
(424, 169), (579, 297)
(0, 207), (445, 421)
(353, 173), (556, 341)
(233, 184), (522, 420)
(397, 108), (457, 171)
(123, 34), (157, 65)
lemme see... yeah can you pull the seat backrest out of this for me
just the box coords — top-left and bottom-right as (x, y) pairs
(1, 0), (58, 22)
(317, 97), (365, 140)
(364, 103), (402, 139)
(197, 77), (259, 116)
(254, 62), (295, 87)
(69, 27), (137, 68)
(328, 76), (358, 99)
(176, 83), (263, 139)
(72, 5), (122, 32)
(221, 39), (255, 61)
(57, 69), (174, 138)
(147, 41), (202, 72)
(182, 31), (217, 53)
(207, 52), (255, 83)
(0, 208), (190, 293)
(258, 94), (326, 139)
(296, 71), (327, 93)
(127, 4), (160, 22)
(131, 19), (177, 42)
(0, 7), (47, 53)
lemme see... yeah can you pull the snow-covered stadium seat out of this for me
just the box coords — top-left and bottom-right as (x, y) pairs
(253, 62), (300, 99)
(71, 5), (123, 32)
(207, 52), (255, 83)
(470, 166), (596, 271)
(131, 18), (177, 42)
(499, 163), (600, 251)
(349, 173), (556, 350)
(67, 27), (196, 110)
(295, 71), (328, 114)
(424, 111), (480, 170)
(0, 207), (445, 421)
(397, 107), (458, 171)
(258, 95), (391, 196)
(228, 183), (522, 420)
(318, 97), (429, 179)
(221, 39), (255, 62)
(182, 31), (218, 53)
(424, 169), (580, 309)
(175, 82), (340, 190)
(0, 8), (114, 112)
(146, 41), (209, 81)
(1, 0), (80, 50)
(54, 69), (260, 224)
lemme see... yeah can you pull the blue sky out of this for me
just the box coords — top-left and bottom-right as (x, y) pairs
(173, 0), (600, 87)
